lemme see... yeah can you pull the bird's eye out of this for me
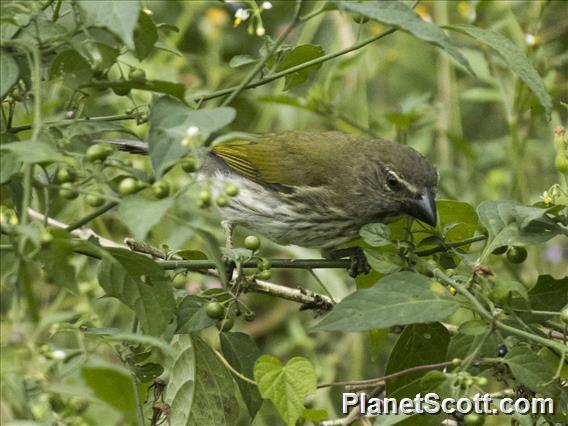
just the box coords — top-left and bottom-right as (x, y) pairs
(386, 173), (399, 190)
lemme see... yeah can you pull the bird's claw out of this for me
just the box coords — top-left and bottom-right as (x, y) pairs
(348, 248), (371, 277)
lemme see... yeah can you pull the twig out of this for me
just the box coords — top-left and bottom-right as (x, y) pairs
(25, 210), (335, 311)
(190, 27), (398, 104)
(27, 208), (122, 248)
(212, 349), (256, 385)
(414, 235), (487, 257)
(317, 360), (455, 391)
(130, 371), (145, 426)
(65, 201), (118, 231)
(413, 255), (568, 355)
(158, 258), (350, 270)
(8, 113), (139, 133)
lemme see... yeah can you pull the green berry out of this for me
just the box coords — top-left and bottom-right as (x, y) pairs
(506, 246), (527, 264)
(476, 377), (488, 386)
(112, 85), (131, 96)
(351, 14), (369, 24)
(464, 413), (485, 425)
(198, 189), (211, 205)
(86, 192), (105, 207)
(491, 245), (508, 255)
(181, 158), (197, 173)
(152, 180), (170, 199)
(216, 318), (233, 332)
(59, 182), (79, 200)
(118, 177), (140, 195)
(257, 269), (271, 280)
(258, 258), (272, 271)
(128, 68), (146, 81)
(560, 305), (568, 324)
(244, 235), (260, 251)
(216, 195), (229, 207)
(225, 183), (239, 197)
(56, 167), (77, 183)
(244, 311), (256, 322)
(86, 144), (112, 162)
(205, 302), (225, 320)
(40, 230), (54, 245)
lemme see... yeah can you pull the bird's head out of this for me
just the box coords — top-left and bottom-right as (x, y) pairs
(362, 141), (439, 227)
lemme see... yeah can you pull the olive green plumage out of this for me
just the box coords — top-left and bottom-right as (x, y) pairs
(203, 131), (438, 249)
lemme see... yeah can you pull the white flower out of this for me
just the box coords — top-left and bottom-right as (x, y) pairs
(256, 26), (265, 36)
(52, 350), (66, 360)
(234, 8), (250, 21)
(186, 126), (200, 137)
(540, 190), (553, 205)
(261, 2), (272, 10)
(524, 34), (539, 46)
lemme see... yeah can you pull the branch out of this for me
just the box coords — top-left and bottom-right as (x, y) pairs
(128, 238), (335, 312)
(28, 208), (122, 247)
(25, 210), (334, 311)
(317, 360), (456, 391)
(189, 27), (397, 104)
(8, 113), (139, 133)
(413, 255), (568, 355)
(157, 258), (350, 270)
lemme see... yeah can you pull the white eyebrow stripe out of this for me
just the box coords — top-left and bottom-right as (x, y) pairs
(387, 170), (418, 193)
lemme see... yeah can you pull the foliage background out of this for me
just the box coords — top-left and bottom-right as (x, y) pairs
(0, 1), (567, 425)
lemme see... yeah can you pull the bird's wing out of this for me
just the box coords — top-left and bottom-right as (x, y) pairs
(211, 131), (357, 187)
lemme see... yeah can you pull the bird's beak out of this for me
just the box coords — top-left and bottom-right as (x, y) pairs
(405, 190), (437, 227)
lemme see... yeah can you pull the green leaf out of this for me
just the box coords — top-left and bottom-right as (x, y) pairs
(166, 335), (196, 426)
(447, 331), (501, 362)
(385, 323), (450, 397)
(313, 272), (459, 332)
(477, 200), (566, 257)
(275, 44), (325, 90)
(364, 249), (402, 274)
(118, 195), (174, 240)
(81, 361), (144, 421)
(458, 320), (488, 336)
(88, 79), (186, 100)
(494, 279), (529, 301)
(134, 11), (158, 60)
(147, 96), (235, 176)
(97, 248), (175, 336)
(528, 275), (568, 319)
(302, 409), (328, 423)
(78, 0), (141, 49)
(0, 141), (64, 164)
(436, 200), (478, 243)
(336, 1), (474, 76)
(0, 132), (21, 183)
(37, 230), (78, 294)
(175, 295), (215, 333)
(360, 223), (392, 247)
(254, 355), (317, 426)
(505, 346), (556, 392)
(220, 332), (263, 420)
(49, 50), (93, 89)
(0, 49), (19, 99)
(188, 336), (240, 425)
(447, 24), (552, 115)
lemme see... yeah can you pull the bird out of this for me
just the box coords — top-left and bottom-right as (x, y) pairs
(201, 130), (438, 276)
